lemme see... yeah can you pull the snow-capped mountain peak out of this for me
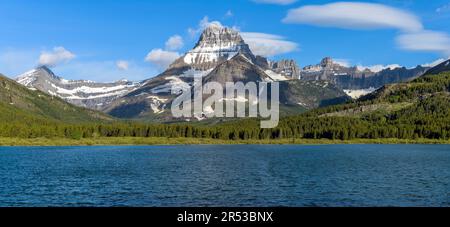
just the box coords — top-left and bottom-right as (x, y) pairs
(16, 66), (142, 110)
(182, 24), (254, 69)
(16, 66), (59, 86)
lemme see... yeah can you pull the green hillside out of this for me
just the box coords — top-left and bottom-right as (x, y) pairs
(0, 74), (112, 124)
(0, 64), (449, 142)
(211, 68), (450, 140)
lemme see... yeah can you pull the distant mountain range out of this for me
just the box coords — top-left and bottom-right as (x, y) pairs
(300, 57), (429, 90)
(16, 66), (141, 110)
(12, 24), (447, 122)
(0, 73), (111, 125)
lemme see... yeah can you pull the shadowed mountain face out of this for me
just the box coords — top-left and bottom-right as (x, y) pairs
(104, 24), (349, 121)
(423, 59), (450, 76)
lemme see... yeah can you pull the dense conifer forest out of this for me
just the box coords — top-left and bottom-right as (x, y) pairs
(1, 71), (449, 142)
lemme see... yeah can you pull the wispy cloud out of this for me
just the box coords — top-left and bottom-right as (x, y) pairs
(225, 10), (234, 18)
(252, 0), (297, 5)
(116, 60), (129, 70)
(436, 3), (450, 14)
(283, 2), (450, 57)
(283, 2), (423, 32)
(396, 30), (450, 56)
(241, 32), (299, 57)
(39, 46), (76, 67)
(333, 58), (351, 67)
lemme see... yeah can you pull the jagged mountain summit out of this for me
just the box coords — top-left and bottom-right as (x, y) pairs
(16, 66), (141, 110)
(268, 59), (300, 79)
(182, 23), (255, 70)
(300, 57), (429, 98)
(104, 24), (347, 120)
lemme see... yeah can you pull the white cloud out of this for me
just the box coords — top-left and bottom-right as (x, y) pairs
(0, 48), (157, 82)
(241, 32), (299, 57)
(252, 0), (297, 5)
(396, 30), (450, 55)
(283, 2), (423, 32)
(145, 49), (180, 70)
(38, 46), (76, 67)
(165, 35), (184, 51)
(282, 2), (450, 57)
(116, 60), (129, 70)
(188, 16), (223, 38)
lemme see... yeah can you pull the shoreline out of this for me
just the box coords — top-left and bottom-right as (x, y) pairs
(0, 137), (449, 146)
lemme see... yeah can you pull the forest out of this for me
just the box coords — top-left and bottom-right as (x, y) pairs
(0, 72), (449, 142)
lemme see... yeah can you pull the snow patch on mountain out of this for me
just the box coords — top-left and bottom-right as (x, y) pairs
(16, 66), (142, 110)
(182, 24), (252, 66)
(265, 70), (289, 81)
(151, 76), (191, 94)
(344, 87), (377, 99)
(147, 95), (168, 114)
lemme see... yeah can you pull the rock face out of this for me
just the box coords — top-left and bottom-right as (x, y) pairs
(269, 59), (300, 79)
(16, 66), (141, 110)
(300, 57), (429, 90)
(279, 80), (350, 109)
(104, 24), (347, 120)
(182, 23), (255, 70)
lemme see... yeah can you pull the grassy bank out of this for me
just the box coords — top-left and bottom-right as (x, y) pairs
(0, 137), (449, 146)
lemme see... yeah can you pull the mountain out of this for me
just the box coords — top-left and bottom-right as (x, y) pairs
(16, 66), (141, 110)
(105, 24), (348, 120)
(0, 73), (112, 124)
(300, 57), (429, 97)
(423, 59), (450, 76)
(217, 59), (450, 141)
(317, 61), (450, 120)
(268, 59), (300, 79)
(279, 80), (350, 108)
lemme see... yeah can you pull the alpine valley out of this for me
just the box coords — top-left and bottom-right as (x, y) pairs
(14, 24), (436, 122)
(1, 24), (449, 144)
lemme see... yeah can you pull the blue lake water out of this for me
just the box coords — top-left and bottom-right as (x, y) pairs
(0, 145), (449, 207)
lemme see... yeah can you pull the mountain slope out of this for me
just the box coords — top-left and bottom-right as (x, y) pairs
(279, 80), (350, 108)
(105, 24), (348, 121)
(16, 66), (141, 110)
(423, 59), (450, 76)
(0, 74), (112, 124)
(314, 62), (450, 119)
(214, 63), (450, 141)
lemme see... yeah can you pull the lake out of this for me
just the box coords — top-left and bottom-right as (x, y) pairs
(0, 145), (448, 207)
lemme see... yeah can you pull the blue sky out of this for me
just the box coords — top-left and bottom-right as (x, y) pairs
(0, 0), (449, 81)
